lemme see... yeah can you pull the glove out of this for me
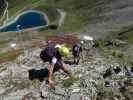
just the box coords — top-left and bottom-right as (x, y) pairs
(52, 57), (57, 64)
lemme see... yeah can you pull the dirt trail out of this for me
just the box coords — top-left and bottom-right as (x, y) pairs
(57, 9), (66, 27)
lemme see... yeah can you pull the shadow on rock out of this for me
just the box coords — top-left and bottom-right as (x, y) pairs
(64, 60), (74, 65)
(113, 66), (121, 74)
(28, 68), (49, 82)
(103, 68), (113, 79)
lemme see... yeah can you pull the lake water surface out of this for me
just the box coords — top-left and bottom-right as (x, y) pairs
(0, 10), (49, 32)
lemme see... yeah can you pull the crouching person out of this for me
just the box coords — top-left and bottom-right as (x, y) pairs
(40, 44), (71, 86)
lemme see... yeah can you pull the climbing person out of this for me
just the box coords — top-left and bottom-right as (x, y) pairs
(72, 41), (83, 64)
(40, 44), (71, 86)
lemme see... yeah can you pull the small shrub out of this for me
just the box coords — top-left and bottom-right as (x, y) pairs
(111, 50), (125, 59)
(62, 76), (77, 87)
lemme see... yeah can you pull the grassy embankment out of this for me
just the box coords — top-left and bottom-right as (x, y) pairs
(4, 0), (111, 34)
(94, 29), (133, 66)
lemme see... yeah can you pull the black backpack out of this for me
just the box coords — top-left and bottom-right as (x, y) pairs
(73, 44), (81, 53)
(40, 46), (56, 61)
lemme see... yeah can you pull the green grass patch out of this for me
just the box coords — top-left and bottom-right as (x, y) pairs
(0, 40), (9, 49)
(94, 37), (129, 64)
(0, 49), (23, 63)
(8, 0), (42, 17)
(61, 75), (78, 88)
(34, 5), (59, 23)
(31, 80), (41, 88)
(4, 79), (32, 89)
(118, 31), (133, 43)
(3, 78), (41, 89)
(0, 0), (111, 34)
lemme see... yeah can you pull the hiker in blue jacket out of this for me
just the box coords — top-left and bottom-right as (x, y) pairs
(72, 41), (83, 64)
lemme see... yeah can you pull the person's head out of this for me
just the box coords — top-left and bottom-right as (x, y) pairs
(55, 44), (62, 48)
(58, 46), (69, 57)
(80, 40), (84, 44)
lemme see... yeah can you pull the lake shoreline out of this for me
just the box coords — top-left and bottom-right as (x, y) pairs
(0, 10), (49, 32)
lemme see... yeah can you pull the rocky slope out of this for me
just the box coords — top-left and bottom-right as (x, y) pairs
(0, 42), (132, 100)
(0, 0), (133, 99)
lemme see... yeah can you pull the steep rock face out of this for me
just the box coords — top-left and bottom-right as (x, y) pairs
(80, 0), (133, 38)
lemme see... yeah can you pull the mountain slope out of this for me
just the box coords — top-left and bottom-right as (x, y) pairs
(2, 0), (133, 39)
(80, 0), (133, 38)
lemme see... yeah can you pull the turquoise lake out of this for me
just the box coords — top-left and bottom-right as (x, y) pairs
(0, 10), (48, 32)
